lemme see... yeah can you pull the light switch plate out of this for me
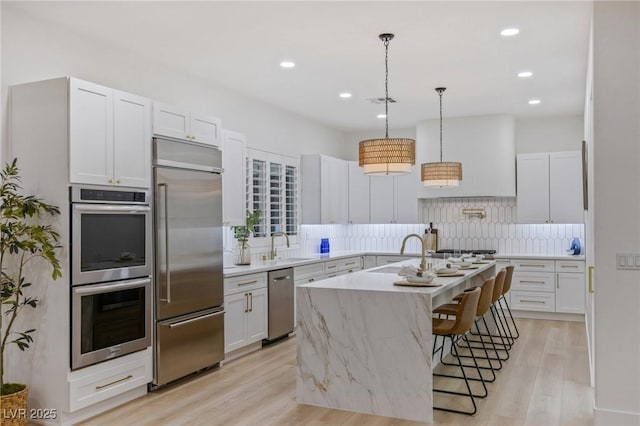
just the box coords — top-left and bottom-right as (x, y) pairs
(616, 253), (640, 270)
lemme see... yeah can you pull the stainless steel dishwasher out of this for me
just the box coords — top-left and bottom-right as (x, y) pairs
(265, 268), (294, 342)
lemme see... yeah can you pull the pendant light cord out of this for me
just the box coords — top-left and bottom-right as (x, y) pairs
(438, 89), (444, 163)
(384, 37), (390, 139)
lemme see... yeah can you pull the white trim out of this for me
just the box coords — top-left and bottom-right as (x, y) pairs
(511, 310), (584, 322)
(595, 406), (640, 426)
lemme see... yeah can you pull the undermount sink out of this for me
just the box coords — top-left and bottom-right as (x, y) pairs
(369, 266), (402, 274)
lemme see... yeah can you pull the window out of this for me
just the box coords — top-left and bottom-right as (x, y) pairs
(246, 149), (299, 242)
(285, 165), (298, 235)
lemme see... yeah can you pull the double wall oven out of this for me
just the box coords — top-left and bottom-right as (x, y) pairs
(70, 186), (152, 370)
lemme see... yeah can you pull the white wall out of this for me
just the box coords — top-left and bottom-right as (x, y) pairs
(0, 4), (345, 162)
(593, 2), (640, 424)
(515, 115), (584, 153)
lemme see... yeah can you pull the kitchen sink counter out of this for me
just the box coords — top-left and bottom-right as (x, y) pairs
(296, 258), (496, 423)
(223, 250), (422, 277)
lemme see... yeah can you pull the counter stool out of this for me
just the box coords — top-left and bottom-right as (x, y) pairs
(467, 269), (513, 359)
(432, 287), (482, 416)
(433, 277), (502, 381)
(498, 265), (520, 340)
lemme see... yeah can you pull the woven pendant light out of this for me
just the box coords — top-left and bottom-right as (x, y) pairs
(359, 34), (415, 176)
(421, 87), (462, 187)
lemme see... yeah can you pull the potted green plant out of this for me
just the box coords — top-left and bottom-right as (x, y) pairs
(231, 209), (261, 265)
(0, 159), (62, 425)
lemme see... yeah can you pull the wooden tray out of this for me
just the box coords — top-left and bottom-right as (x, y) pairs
(394, 280), (442, 287)
(460, 265), (480, 270)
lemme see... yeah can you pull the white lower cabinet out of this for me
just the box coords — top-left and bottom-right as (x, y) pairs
(510, 290), (556, 312)
(67, 348), (152, 412)
(556, 260), (586, 314)
(224, 273), (268, 353)
(498, 257), (585, 315)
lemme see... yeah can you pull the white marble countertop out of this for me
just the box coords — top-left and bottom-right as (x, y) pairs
(494, 253), (585, 260)
(298, 258), (495, 298)
(223, 249), (583, 277)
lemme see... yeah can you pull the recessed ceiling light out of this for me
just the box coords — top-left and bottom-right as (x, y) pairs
(280, 61), (295, 68)
(518, 71), (533, 78)
(528, 99), (541, 105)
(377, 114), (387, 119)
(500, 28), (520, 37)
(339, 92), (352, 99)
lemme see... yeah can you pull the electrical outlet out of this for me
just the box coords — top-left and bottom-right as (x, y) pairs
(616, 253), (640, 270)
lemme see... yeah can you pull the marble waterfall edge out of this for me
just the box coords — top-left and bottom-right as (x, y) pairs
(296, 287), (433, 423)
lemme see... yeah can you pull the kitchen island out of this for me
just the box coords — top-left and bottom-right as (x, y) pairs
(296, 259), (496, 423)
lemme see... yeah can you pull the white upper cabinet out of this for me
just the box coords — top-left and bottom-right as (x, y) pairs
(370, 166), (420, 224)
(369, 176), (395, 223)
(549, 152), (584, 224)
(69, 78), (151, 188)
(112, 90), (151, 188)
(416, 114), (516, 198)
(153, 102), (221, 146)
(517, 151), (583, 224)
(394, 167), (421, 223)
(516, 153), (550, 223)
(301, 155), (348, 224)
(222, 130), (247, 226)
(347, 161), (370, 224)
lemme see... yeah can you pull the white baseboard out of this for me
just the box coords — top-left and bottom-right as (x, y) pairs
(595, 406), (640, 425)
(222, 341), (263, 363)
(511, 310), (585, 322)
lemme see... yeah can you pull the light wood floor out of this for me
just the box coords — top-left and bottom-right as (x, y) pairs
(78, 318), (593, 426)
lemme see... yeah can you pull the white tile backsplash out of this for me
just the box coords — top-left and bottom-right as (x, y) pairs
(223, 197), (584, 261)
(297, 198), (584, 256)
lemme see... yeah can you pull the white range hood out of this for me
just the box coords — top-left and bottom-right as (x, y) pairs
(416, 114), (516, 198)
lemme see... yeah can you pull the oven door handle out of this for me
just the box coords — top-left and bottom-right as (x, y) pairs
(73, 205), (151, 212)
(158, 183), (171, 303)
(74, 278), (151, 295)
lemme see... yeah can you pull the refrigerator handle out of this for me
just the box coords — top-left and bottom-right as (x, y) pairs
(158, 183), (171, 304)
(162, 310), (225, 328)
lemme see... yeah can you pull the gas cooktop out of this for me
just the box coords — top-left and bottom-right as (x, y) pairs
(435, 249), (497, 255)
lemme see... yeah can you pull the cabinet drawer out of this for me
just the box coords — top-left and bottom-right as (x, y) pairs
(68, 348), (152, 412)
(555, 260), (585, 273)
(511, 259), (555, 272)
(511, 272), (555, 292)
(510, 290), (555, 312)
(294, 262), (325, 279)
(337, 256), (363, 272)
(324, 260), (340, 273)
(224, 272), (267, 295)
(294, 274), (326, 285)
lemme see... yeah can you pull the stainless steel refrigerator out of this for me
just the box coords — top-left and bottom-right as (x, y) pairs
(152, 137), (224, 387)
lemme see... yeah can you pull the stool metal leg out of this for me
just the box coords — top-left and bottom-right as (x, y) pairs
(433, 335), (478, 415)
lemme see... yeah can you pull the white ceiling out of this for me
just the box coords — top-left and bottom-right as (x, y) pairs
(7, 1), (592, 132)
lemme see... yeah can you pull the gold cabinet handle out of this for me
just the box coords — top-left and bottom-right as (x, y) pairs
(108, 179), (114, 184)
(244, 293), (249, 313)
(557, 273), (559, 288)
(95, 374), (133, 390)
(249, 292), (253, 312)
(588, 266), (594, 293)
(116, 179), (121, 184)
